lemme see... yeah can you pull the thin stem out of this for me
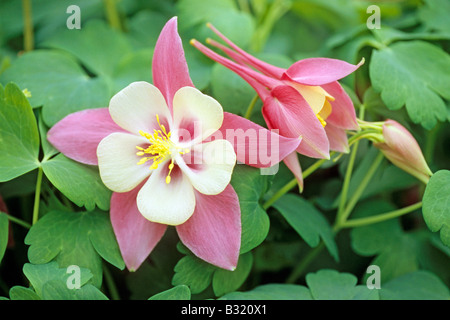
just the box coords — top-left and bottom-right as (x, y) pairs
(103, 263), (120, 300)
(336, 139), (360, 223)
(336, 105), (365, 225)
(262, 178), (296, 210)
(32, 167), (43, 225)
(286, 242), (325, 283)
(262, 157), (330, 210)
(22, 0), (34, 52)
(244, 95), (259, 119)
(337, 152), (384, 227)
(1, 211), (31, 229)
(339, 202), (422, 229)
(103, 0), (122, 31)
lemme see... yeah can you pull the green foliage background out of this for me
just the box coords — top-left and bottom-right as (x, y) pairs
(0, 0), (449, 300)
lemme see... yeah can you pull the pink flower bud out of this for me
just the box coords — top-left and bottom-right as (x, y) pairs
(374, 120), (433, 184)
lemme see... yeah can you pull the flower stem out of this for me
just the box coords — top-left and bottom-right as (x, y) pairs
(336, 151), (384, 227)
(338, 202), (422, 229)
(336, 140), (359, 223)
(22, 0), (34, 52)
(244, 95), (259, 119)
(103, 0), (122, 31)
(262, 157), (330, 210)
(32, 167), (43, 225)
(1, 211), (31, 229)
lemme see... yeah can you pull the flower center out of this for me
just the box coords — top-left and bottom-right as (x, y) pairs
(136, 115), (189, 184)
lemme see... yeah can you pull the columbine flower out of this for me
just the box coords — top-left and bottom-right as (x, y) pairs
(373, 119), (433, 184)
(47, 17), (299, 271)
(191, 24), (363, 189)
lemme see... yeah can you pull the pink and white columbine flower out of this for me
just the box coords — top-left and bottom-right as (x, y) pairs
(47, 17), (299, 271)
(191, 24), (363, 189)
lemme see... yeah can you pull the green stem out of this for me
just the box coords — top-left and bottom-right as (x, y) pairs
(286, 242), (325, 283)
(1, 211), (31, 229)
(339, 202), (422, 229)
(22, 0), (34, 52)
(103, 0), (122, 31)
(244, 95), (259, 119)
(103, 264), (120, 300)
(335, 105), (365, 225)
(262, 157), (329, 210)
(336, 138), (360, 223)
(337, 151), (384, 227)
(32, 167), (43, 225)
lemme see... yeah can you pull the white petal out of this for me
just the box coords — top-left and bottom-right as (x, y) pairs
(97, 132), (151, 192)
(137, 165), (196, 226)
(172, 86), (224, 146)
(109, 81), (171, 135)
(177, 139), (236, 195)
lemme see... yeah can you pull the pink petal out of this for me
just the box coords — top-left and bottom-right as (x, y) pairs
(321, 81), (358, 131)
(190, 39), (275, 99)
(152, 17), (194, 112)
(206, 24), (286, 79)
(176, 184), (241, 270)
(214, 112), (301, 168)
(110, 185), (167, 271)
(263, 85), (330, 159)
(47, 108), (126, 165)
(325, 123), (350, 153)
(283, 152), (304, 192)
(282, 57), (364, 86)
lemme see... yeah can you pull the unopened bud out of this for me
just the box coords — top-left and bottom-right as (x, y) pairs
(374, 120), (432, 184)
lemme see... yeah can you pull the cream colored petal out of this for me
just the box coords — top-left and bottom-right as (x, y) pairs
(171, 86), (224, 146)
(137, 165), (196, 226)
(97, 132), (151, 192)
(177, 139), (236, 195)
(109, 81), (171, 135)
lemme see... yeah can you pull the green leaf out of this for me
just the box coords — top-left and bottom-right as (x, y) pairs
(220, 284), (312, 300)
(422, 170), (450, 247)
(0, 212), (7, 264)
(418, 0), (450, 35)
(230, 166), (271, 253)
(172, 255), (216, 294)
(41, 154), (111, 211)
(43, 20), (132, 78)
(42, 280), (108, 300)
(0, 50), (111, 127)
(212, 252), (253, 297)
(0, 82), (40, 182)
(25, 210), (125, 287)
(272, 194), (339, 262)
(148, 285), (191, 300)
(369, 41), (450, 129)
(22, 262), (93, 298)
(380, 271), (450, 300)
(350, 200), (419, 283)
(305, 269), (375, 300)
(9, 286), (41, 300)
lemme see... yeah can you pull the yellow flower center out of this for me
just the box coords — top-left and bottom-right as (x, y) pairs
(136, 115), (189, 184)
(290, 83), (334, 128)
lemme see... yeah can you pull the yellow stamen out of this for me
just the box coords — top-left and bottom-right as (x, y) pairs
(136, 115), (190, 184)
(316, 114), (327, 127)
